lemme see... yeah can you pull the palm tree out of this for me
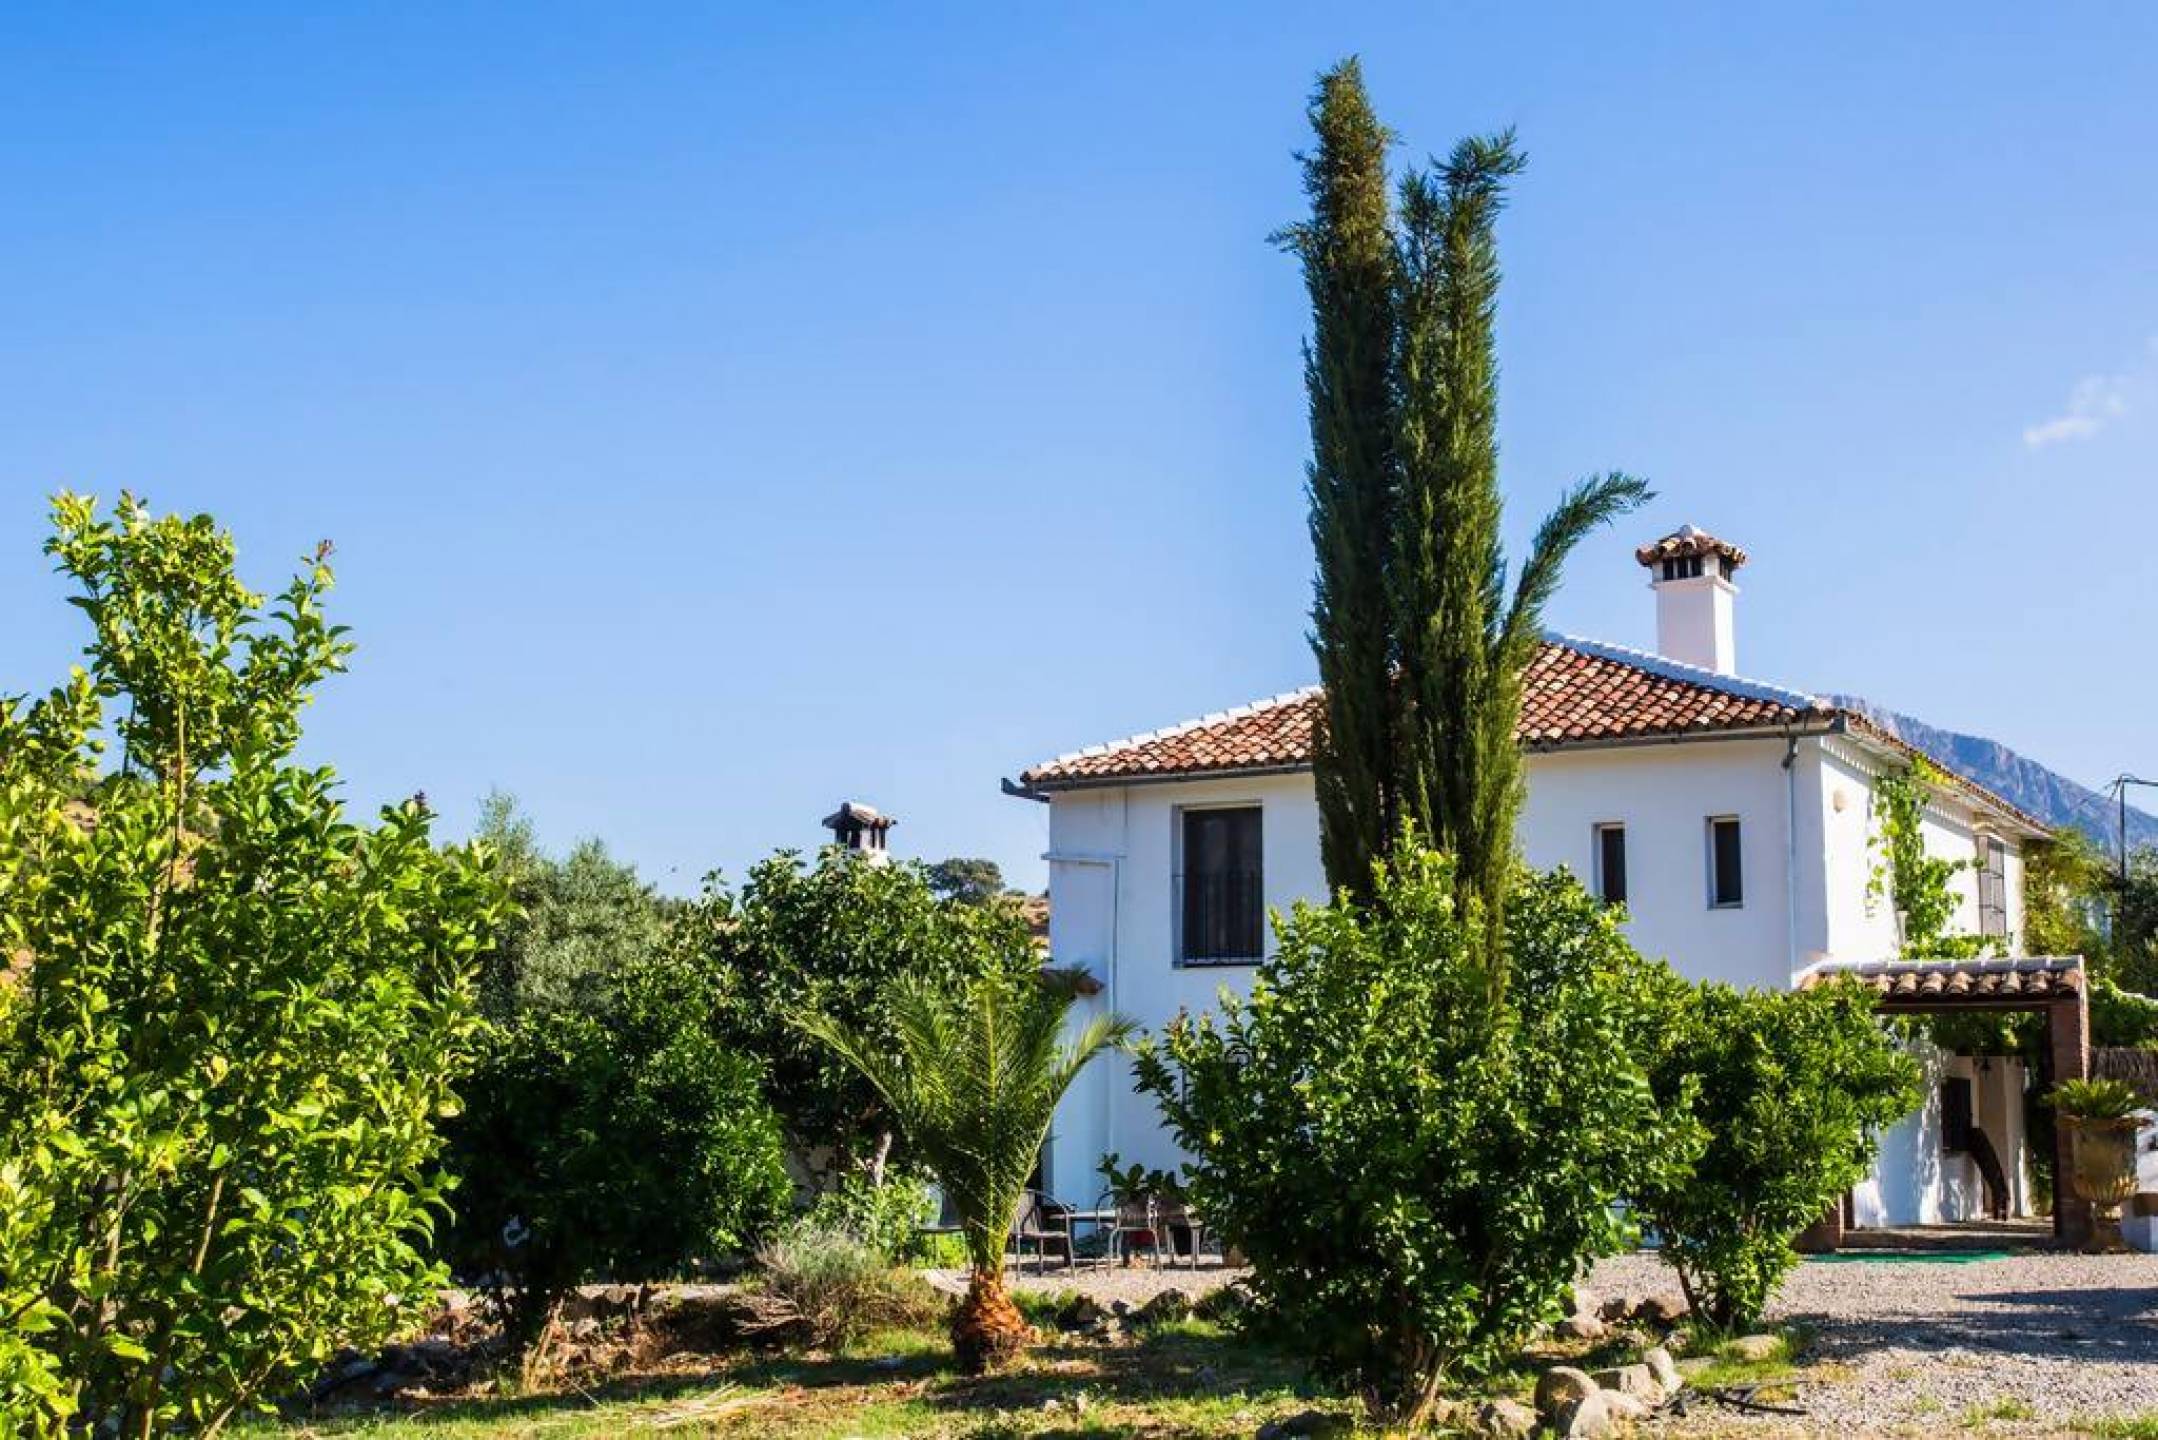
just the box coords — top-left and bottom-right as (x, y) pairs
(797, 971), (1134, 1372)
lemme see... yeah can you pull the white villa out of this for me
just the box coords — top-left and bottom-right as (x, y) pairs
(1010, 526), (2084, 1237)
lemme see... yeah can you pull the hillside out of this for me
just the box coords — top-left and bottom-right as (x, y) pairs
(1832, 697), (2157, 853)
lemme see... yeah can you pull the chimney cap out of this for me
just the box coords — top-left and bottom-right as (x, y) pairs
(821, 801), (895, 834)
(1636, 524), (1748, 571)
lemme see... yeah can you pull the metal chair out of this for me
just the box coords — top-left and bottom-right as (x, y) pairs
(1010, 1188), (1075, 1273)
(1102, 1191), (1161, 1267)
(1154, 1193), (1206, 1269)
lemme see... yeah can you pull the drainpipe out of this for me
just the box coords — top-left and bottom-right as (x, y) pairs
(1782, 731), (1801, 982)
(1041, 852), (1119, 1197)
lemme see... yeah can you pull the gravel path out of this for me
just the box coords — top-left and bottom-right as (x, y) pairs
(942, 1250), (2158, 1432)
(926, 1261), (1249, 1309)
(1590, 1249), (2158, 1433)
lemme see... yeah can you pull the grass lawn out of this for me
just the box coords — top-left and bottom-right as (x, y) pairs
(260, 1317), (1346, 1439)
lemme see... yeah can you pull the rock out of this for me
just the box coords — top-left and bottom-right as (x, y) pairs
(1643, 1345), (1684, 1393)
(1256, 1410), (1352, 1439)
(1552, 1390), (1612, 1438)
(1601, 1390), (1651, 1421)
(1554, 1314), (1606, 1341)
(1632, 1291), (1689, 1327)
(1728, 1333), (1783, 1362)
(1674, 1356), (1715, 1379)
(1195, 1281), (1254, 1322)
(1566, 1284), (1599, 1319)
(1135, 1288), (1193, 1325)
(1476, 1397), (1539, 1437)
(1059, 1294), (1109, 1330)
(1597, 1295), (1633, 1323)
(1591, 1362), (1665, 1404)
(1535, 1366), (1601, 1417)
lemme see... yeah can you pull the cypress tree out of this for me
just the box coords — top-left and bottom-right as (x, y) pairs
(1282, 59), (1400, 900)
(1285, 66), (1650, 975)
(1393, 132), (1649, 979)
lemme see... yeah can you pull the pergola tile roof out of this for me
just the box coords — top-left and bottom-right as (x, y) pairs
(1798, 957), (2085, 1005)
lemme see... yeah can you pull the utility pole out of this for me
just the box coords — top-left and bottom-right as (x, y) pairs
(2108, 774), (2158, 939)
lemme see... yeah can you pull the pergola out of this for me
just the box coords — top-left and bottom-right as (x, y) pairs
(1796, 955), (2091, 1249)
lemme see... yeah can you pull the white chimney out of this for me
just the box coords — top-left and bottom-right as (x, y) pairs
(821, 801), (895, 865)
(1636, 525), (1746, 675)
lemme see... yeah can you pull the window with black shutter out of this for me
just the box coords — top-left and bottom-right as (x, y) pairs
(1594, 824), (1628, 907)
(1179, 807), (1262, 964)
(1708, 816), (1744, 908)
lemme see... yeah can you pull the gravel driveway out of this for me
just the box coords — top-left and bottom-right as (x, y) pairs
(1591, 1249), (2158, 1433)
(953, 1249), (2158, 1433)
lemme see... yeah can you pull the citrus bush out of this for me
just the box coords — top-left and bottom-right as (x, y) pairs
(1133, 843), (1699, 1422)
(442, 947), (792, 1339)
(0, 494), (504, 1437)
(1632, 977), (1920, 1330)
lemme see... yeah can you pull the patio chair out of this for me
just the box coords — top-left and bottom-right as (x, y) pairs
(1102, 1191), (1161, 1267)
(1154, 1194), (1207, 1269)
(1010, 1188), (1075, 1273)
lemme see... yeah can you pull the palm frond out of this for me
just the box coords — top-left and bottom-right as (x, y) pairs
(1499, 471), (1652, 664)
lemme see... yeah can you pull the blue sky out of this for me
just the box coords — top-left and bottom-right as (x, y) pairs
(4, 3), (2154, 892)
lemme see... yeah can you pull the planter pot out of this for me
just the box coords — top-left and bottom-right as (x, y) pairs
(2063, 1115), (2141, 1254)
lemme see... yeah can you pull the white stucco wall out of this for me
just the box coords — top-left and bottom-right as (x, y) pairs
(1037, 734), (2037, 1216)
(1518, 739), (1798, 990)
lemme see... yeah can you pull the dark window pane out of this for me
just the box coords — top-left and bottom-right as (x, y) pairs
(1940, 1078), (1973, 1153)
(1181, 808), (1262, 961)
(1596, 825), (1627, 906)
(1711, 818), (1743, 907)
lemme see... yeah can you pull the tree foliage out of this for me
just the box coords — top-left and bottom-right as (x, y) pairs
(1132, 842), (1696, 1422)
(1287, 60), (1648, 949)
(799, 971), (1132, 1373)
(0, 494), (502, 1436)
(686, 849), (1037, 1177)
(923, 856), (1006, 907)
(470, 791), (674, 1022)
(441, 947), (791, 1339)
(1285, 58), (1402, 901)
(1632, 978), (1920, 1331)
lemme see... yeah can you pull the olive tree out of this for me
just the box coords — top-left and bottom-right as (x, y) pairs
(0, 494), (504, 1436)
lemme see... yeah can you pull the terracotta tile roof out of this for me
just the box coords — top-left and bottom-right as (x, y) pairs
(1021, 635), (1827, 788)
(1798, 956), (2085, 1005)
(1636, 524), (1749, 571)
(1018, 636), (2050, 838)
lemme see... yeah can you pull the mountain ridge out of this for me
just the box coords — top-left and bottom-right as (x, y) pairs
(1830, 695), (2158, 854)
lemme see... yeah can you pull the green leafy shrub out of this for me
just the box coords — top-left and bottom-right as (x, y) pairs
(2049, 1077), (2144, 1120)
(680, 850), (1039, 1181)
(443, 948), (792, 1339)
(757, 1223), (941, 1349)
(0, 494), (504, 1437)
(798, 1172), (937, 1263)
(1132, 843), (1698, 1422)
(1633, 977), (1920, 1331)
